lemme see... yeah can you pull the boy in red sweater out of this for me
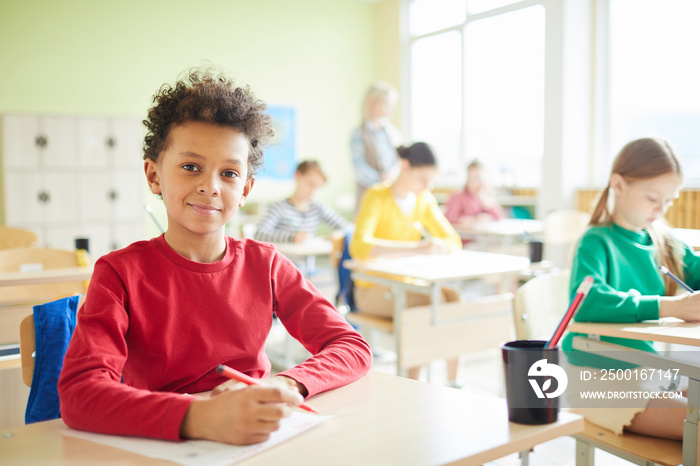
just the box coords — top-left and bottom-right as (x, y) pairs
(58, 68), (372, 445)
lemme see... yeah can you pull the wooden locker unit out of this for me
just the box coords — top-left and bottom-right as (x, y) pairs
(0, 113), (146, 259)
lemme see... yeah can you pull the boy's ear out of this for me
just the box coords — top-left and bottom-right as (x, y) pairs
(239, 177), (255, 207)
(144, 159), (161, 195)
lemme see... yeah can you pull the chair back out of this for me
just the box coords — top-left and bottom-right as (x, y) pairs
(543, 210), (589, 269)
(0, 226), (38, 250)
(513, 270), (571, 340)
(19, 295), (81, 423)
(334, 229), (356, 311)
(0, 247), (88, 345)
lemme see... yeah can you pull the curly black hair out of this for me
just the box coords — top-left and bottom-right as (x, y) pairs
(143, 67), (273, 178)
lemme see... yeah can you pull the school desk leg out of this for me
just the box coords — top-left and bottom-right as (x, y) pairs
(393, 284), (408, 378)
(574, 439), (594, 466)
(518, 448), (530, 466)
(683, 377), (699, 466)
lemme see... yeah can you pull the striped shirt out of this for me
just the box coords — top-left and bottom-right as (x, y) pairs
(254, 200), (349, 243)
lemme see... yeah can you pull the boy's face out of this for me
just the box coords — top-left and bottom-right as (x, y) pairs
(144, 121), (253, 239)
(294, 170), (325, 202)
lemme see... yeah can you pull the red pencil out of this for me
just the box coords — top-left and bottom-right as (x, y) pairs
(215, 364), (318, 414)
(545, 276), (594, 349)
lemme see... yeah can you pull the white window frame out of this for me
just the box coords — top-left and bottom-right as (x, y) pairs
(403, 0), (596, 216)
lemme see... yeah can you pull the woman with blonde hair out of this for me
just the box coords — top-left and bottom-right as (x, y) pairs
(350, 82), (403, 210)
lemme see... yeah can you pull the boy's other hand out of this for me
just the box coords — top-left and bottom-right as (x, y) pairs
(181, 383), (303, 445)
(274, 375), (308, 397)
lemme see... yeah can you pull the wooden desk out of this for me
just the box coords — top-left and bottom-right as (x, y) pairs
(673, 228), (700, 252)
(274, 238), (332, 274)
(0, 266), (93, 288)
(458, 219), (543, 239)
(0, 371), (583, 465)
(456, 219), (542, 256)
(568, 320), (700, 465)
(348, 250), (530, 285)
(347, 251), (529, 374)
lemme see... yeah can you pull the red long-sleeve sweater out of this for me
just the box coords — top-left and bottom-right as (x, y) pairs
(58, 235), (371, 440)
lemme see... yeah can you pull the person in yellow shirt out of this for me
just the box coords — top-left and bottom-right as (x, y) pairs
(350, 142), (463, 384)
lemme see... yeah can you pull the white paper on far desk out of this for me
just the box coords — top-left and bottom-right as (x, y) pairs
(62, 412), (331, 466)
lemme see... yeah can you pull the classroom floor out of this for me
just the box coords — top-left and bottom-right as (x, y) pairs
(267, 259), (635, 466)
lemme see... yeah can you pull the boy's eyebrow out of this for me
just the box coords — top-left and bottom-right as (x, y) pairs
(179, 151), (243, 165)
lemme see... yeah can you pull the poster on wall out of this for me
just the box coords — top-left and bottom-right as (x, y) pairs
(258, 106), (297, 180)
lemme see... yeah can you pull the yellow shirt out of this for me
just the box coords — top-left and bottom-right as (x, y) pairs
(350, 182), (462, 288)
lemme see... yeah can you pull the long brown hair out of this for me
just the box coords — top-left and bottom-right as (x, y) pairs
(590, 137), (684, 294)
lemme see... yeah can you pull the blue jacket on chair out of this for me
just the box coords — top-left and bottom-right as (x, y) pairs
(336, 229), (356, 311)
(25, 294), (81, 424)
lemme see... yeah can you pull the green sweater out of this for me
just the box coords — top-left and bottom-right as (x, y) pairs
(562, 223), (700, 367)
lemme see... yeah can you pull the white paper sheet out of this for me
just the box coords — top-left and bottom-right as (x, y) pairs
(62, 412), (331, 466)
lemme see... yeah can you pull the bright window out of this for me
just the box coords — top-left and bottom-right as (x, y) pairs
(463, 6), (544, 186)
(467, 0), (524, 15)
(409, 0), (466, 36)
(609, 0), (700, 180)
(407, 1), (545, 187)
(410, 31), (463, 176)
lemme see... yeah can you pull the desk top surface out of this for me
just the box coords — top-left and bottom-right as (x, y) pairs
(673, 228), (700, 250)
(0, 266), (93, 288)
(0, 372), (583, 466)
(458, 219), (544, 238)
(568, 319), (700, 347)
(346, 250), (531, 283)
(273, 238), (332, 257)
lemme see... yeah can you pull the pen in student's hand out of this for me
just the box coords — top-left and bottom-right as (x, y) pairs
(412, 221), (433, 241)
(215, 365), (318, 414)
(659, 266), (694, 293)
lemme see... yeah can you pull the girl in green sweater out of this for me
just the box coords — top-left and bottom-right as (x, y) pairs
(564, 137), (700, 439)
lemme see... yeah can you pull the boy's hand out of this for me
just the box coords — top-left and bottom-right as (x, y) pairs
(292, 231), (310, 243)
(274, 375), (308, 397)
(181, 383), (303, 445)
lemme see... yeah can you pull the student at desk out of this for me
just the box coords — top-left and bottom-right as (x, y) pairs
(254, 160), (349, 243)
(350, 142), (463, 383)
(444, 159), (505, 230)
(563, 137), (700, 440)
(58, 68), (372, 446)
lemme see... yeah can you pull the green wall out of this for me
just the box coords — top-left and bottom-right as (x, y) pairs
(0, 0), (398, 215)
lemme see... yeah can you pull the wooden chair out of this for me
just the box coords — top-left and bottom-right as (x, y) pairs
(512, 270), (571, 341)
(19, 314), (36, 387)
(0, 247), (89, 346)
(19, 294), (85, 387)
(0, 226), (38, 250)
(512, 272), (683, 466)
(0, 248), (88, 428)
(543, 209), (589, 269)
